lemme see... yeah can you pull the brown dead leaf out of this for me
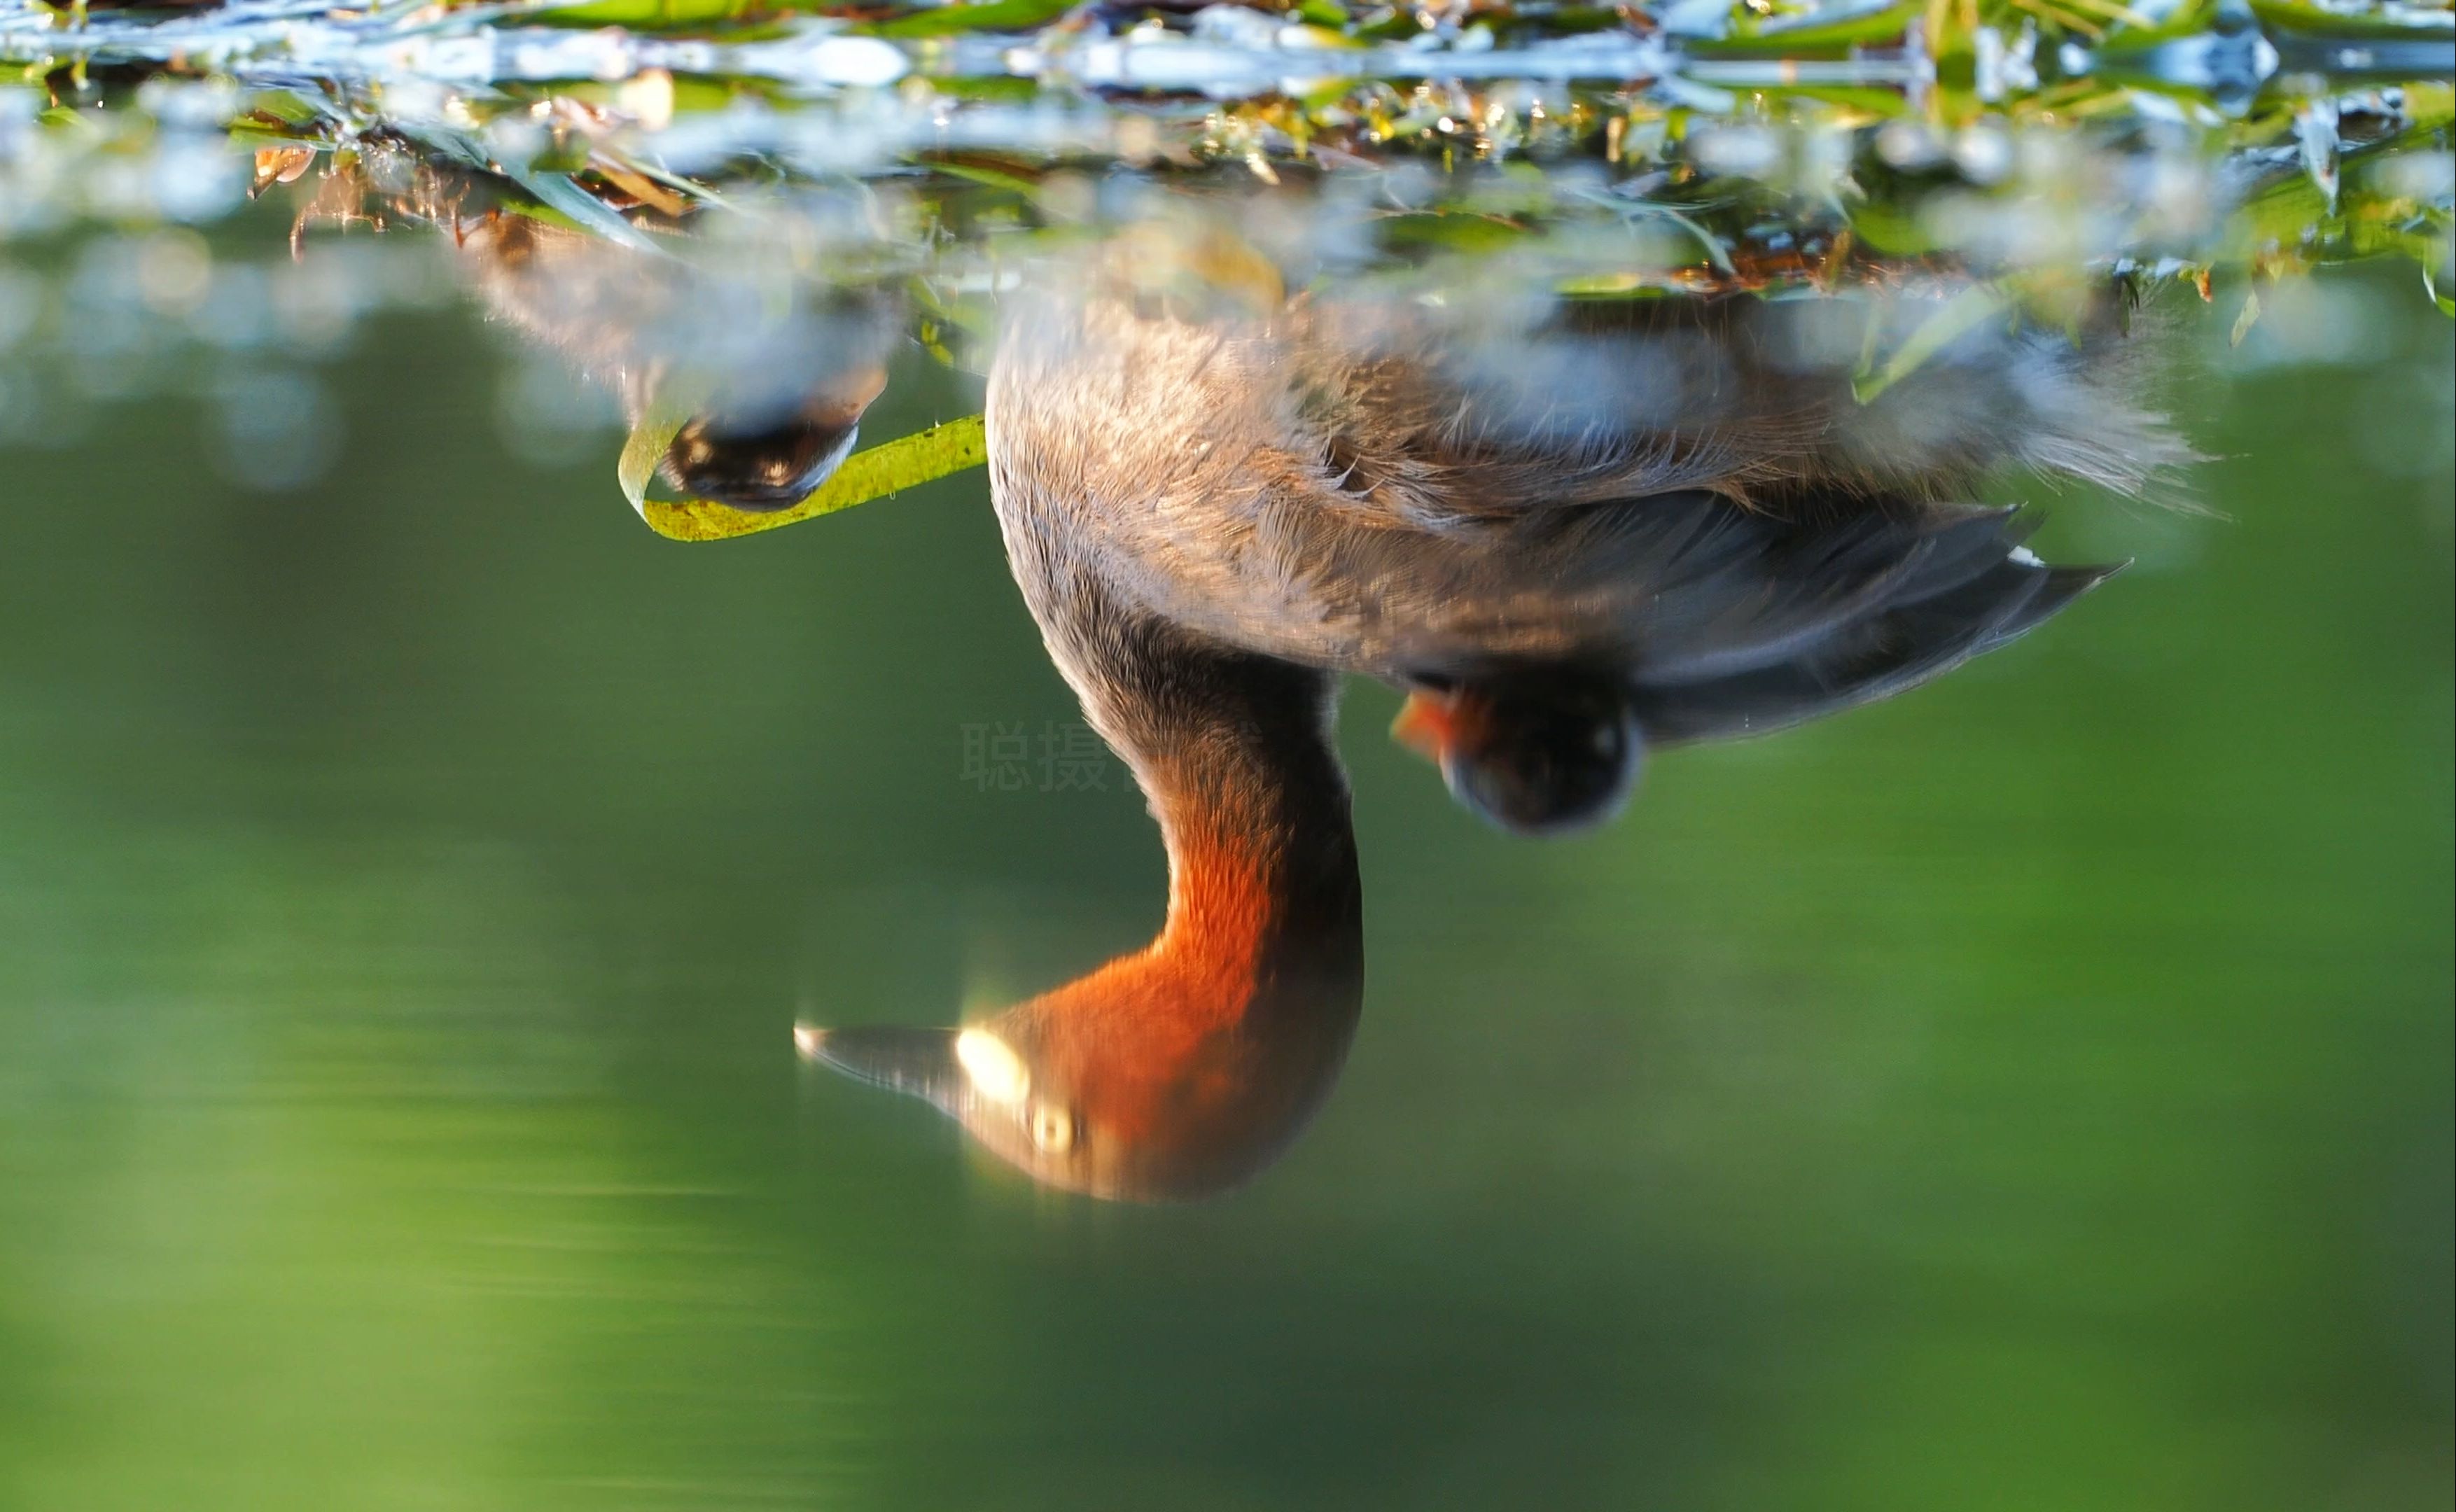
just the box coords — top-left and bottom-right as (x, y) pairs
(592, 159), (686, 219)
(252, 146), (315, 197)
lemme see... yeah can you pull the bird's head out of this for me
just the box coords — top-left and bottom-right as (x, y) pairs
(1392, 667), (1642, 836)
(797, 941), (1359, 1201)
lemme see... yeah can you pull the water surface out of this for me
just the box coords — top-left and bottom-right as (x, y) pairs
(1, 7), (2452, 1507)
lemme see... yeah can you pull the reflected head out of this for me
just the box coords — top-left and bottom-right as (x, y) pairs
(662, 405), (864, 512)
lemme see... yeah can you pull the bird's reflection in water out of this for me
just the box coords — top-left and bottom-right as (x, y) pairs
(807, 242), (2189, 1200)
(454, 211), (900, 510)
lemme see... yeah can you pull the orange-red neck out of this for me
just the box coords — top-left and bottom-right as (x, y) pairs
(1022, 757), (1358, 1149)
(996, 566), (1362, 1096)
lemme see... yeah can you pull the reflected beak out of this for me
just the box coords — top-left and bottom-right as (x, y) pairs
(821, 363), (890, 421)
(796, 1024), (963, 1112)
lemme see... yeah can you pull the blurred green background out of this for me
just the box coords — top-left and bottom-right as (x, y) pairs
(1, 242), (2449, 1511)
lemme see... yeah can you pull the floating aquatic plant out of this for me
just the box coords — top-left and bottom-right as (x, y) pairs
(0, 0), (2444, 524)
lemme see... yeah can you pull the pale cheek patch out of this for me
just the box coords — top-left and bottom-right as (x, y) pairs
(955, 1028), (1033, 1107)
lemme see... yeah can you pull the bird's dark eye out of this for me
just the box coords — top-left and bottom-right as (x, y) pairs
(1030, 1103), (1077, 1154)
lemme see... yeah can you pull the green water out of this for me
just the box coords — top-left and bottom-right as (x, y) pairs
(1, 261), (2450, 1508)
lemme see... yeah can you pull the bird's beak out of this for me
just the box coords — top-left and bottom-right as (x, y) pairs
(795, 1023), (963, 1112)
